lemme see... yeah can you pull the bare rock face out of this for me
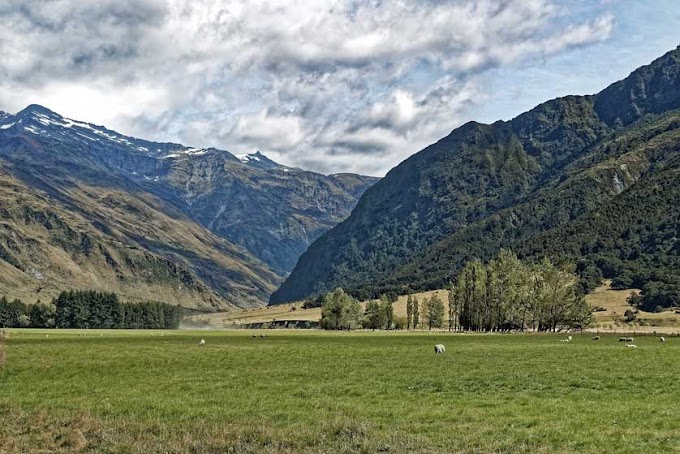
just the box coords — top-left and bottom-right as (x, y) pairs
(160, 152), (377, 274)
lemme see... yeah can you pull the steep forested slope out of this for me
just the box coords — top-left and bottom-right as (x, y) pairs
(271, 46), (680, 305)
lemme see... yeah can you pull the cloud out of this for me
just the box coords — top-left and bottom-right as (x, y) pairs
(230, 110), (306, 151)
(0, 0), (615, 175)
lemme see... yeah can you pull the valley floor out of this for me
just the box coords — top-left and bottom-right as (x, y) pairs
(189, 282), (680, 333)
(1, 329), (679, 453)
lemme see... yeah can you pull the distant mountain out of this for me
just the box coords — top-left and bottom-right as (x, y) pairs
(271, 46), (680, 305)
(161, 149), (377, 274)
(0, 106), (377, 308)
(236, 151), (289, 170)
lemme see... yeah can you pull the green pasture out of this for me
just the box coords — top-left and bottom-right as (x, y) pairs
(1, 330), (679, 453)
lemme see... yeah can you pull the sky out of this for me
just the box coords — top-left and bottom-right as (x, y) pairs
(0, 1), (678, 176)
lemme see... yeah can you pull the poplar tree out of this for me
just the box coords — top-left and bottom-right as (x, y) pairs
(447, 284), (456, 331)
(380, 294), (394, 330)
(412, 296), (420, 329)
(426, 295), (445, 330)
(364, 300), (382, 330)
(455, 251), (591, 332)
(406, 294), (413, 330)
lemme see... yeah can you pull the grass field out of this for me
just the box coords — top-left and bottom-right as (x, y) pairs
(2, 330), (680, 453)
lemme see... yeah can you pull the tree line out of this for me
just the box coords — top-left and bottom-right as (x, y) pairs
(320, 250), (591, 332)
(447, 250), (591, 332)
(0, 290), (181, 329)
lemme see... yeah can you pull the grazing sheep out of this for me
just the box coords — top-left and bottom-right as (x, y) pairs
(660, 337), (666, 343)
(252, 334), (257, 338)
(560, 339), (570, 343)
(568, 336), (573, 341)
(618, 337), (634, 343)
(592, 336), (600, 340)
(199, 339), (206, 346)
(260, 334), (266, 338)
(626, 344), (637, 348)
(434, 344), (446, 354)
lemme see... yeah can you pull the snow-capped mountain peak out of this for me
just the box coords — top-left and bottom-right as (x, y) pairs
(1, 104), (191, 158)
(0, 105), (294, 175)
(236, 151), (288, 170)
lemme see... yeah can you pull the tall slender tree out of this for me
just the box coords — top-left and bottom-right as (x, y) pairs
(447, 284), (456, 332)
(406, 294), (413, 330)
(364, 300), (382, 330)
(454, 251), (591, 332)
(380, 294), (394, 330)
(412, 296), (420, 330)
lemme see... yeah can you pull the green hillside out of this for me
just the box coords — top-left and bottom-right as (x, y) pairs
(271, 46), (680, 306)
(0, 165), (278, 309)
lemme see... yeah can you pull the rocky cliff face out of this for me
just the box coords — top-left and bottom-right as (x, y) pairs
(159, 152), (377, 274)
(0, 106), (377, 307)
(271, 46), (680, 304)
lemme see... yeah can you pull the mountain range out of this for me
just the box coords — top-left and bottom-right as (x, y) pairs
(271, 46), (680, 308)
(0, 106), (377, 309)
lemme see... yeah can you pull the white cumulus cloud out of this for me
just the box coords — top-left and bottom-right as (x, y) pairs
(0, 0), (615, 175)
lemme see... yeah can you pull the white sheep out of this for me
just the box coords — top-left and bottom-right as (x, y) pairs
(560, 339), (570, 343)
(568, 336), (572, 341)
(592, 336), (600, 340)
(199, 339), (206, 346)
(660, 337), (666, 342)
(626, 344), (637, 348)
(434, 344), (445, 354)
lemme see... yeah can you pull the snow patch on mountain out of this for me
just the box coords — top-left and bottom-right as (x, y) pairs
(1, 105), (298, 174)
(237, 153), (260, 163)
(236, 151), (290, 170)
(163, 148), (212, 159)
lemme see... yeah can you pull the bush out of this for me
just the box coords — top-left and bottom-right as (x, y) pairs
(393, 316), (407, 330)
(626, 292), (643, 308)
(624, 309), (636, 323)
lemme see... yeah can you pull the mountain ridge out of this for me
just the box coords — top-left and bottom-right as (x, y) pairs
(271, 45), (680, 305)
(0, 105), (377, 307)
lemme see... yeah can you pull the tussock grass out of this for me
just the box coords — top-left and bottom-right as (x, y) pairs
(1, 330), (680, 452)
(586, 280), (638, 316)
(587, 281), (680, 330)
